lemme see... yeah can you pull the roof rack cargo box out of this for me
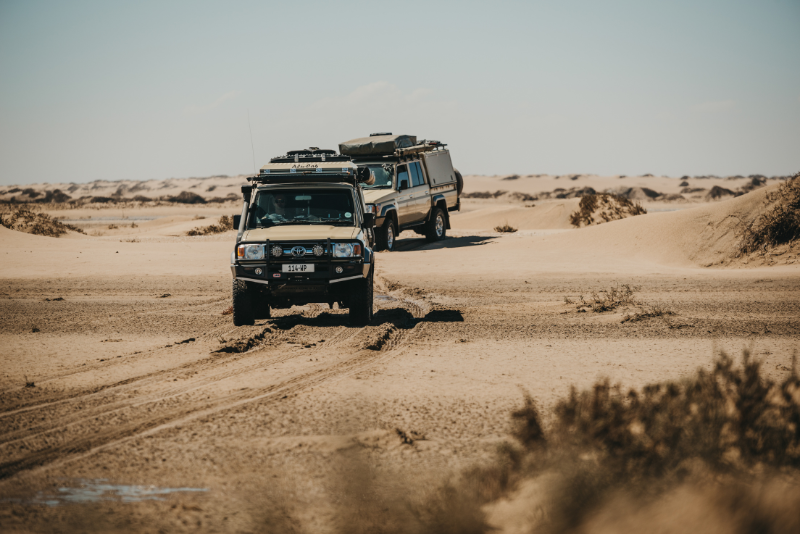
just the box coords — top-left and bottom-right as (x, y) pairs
(420, 150), (457, 187)
(339, 134), (417, 157)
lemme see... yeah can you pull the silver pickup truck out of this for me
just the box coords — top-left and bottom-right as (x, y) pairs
(339, 133), (463, 251)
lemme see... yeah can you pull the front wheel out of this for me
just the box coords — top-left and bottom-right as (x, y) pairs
(425, 207), (447, 242)
(375, 218), (397, 252)
(349, 267), (374, 326)
(232, 279), (255, 326)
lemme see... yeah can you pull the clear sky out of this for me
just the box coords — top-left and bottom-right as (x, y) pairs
(1, 0), (798, 185)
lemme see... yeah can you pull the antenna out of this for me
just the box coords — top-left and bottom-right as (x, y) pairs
(247, 110), (256, 175)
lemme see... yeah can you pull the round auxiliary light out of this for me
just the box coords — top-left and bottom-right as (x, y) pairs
(271, 245), (283, 257)
(313, 244), (324, 257)
(335, 266), (344, 274)
(255, 268), (263, 275)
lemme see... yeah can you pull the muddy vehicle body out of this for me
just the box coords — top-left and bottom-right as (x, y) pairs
(230, 149), (376, 326)
(339, 133), (463, 251)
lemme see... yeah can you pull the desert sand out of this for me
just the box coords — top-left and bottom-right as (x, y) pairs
(0, 174), (798, 532)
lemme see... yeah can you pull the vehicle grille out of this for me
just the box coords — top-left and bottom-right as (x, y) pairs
(269, 242), (330, 260)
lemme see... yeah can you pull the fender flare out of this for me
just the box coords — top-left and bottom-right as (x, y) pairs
(379, 206), (398, 227)
(429, 195), (451, 229)
(379, 204), (397, 218)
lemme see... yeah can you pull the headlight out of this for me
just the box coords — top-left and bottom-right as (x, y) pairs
(365, 204), (378, 215)
(237, 244), (264, 260)
(332, 242), (362, 258)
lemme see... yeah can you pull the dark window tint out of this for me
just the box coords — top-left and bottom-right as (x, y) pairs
(248, 189), (355, 228)
(397, 165), (409, 189)
(409, 162), (425, 187)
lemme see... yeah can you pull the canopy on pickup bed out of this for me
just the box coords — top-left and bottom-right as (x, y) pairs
(339, 134), (417, 157)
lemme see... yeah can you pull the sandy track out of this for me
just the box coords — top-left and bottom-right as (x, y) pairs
(1, 183), (799, 532)
(0, 274), (448, 482)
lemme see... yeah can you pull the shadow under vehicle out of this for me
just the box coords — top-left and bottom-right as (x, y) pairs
(230, 149), (376, 326)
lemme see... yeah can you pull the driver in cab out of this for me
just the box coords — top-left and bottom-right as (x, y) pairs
(272, 194), (291, 217)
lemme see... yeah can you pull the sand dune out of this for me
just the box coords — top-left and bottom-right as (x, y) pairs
(451, 199), (580, 230)
(384, 183), (799, 288)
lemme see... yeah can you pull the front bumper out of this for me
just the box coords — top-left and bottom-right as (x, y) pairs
(230, 241), (372, 286)
(232, 260), (369, 283)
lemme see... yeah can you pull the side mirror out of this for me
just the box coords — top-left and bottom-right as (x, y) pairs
(399, 179), (409, 191)
(233, 215), (241, 229)
(363, 213), (375, 229)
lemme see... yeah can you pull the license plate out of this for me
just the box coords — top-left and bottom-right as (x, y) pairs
(282, 264), (314, 273)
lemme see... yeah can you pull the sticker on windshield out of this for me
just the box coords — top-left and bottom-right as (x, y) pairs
(345, 212), (352, 218)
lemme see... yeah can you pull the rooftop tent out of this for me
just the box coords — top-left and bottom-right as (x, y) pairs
(339, 134), (417, 157)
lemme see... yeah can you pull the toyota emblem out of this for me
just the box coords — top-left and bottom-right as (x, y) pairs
(291, 246), (306, 258)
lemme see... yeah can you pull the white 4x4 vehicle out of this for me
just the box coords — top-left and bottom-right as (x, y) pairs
(339, 133), (463, 251)
(230, 149), (376, 326)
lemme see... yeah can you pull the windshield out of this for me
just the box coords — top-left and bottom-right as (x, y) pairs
(360, 164), (394, 189)
(248, 189), (356, 228)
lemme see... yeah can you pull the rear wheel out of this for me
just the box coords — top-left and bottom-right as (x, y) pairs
(425, 207), (446, 242)
(349, 266), (374, 326)
(376, 218), (397, 252)
(232, 279), (255, 326)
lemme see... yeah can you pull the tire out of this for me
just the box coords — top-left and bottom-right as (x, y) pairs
(454, 168), (464, 196)
(425, 207), (446, 242)
(349, 266), (374, 326)
(375, 217), (397, 252)
(366, 227), (375, 248)
(254, 291), (271, 320)
(232, 279), (255, 326)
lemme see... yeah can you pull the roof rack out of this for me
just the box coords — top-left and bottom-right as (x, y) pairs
(270, 148), (350, 163)
(247, 174), (359, 185)
(394, 140), (447, 157)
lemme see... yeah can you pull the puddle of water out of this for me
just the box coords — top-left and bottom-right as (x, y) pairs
(5, 480), (207, 507)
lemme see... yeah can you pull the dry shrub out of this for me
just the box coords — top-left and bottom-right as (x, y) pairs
(572, 284), (638, 312)
(462, 190), (507, 199)
(0, 207), (85, 237)
(186, 215), (234, 236)
(494, 222), (518, 233)
(738, 172), (800, 255)
(514, 351), (800, 531)
(413, 350), (800, 533)
(569, 194), (646, 228)
(461, 190), (536, 201)
(621, 302), (675, 323)
(164, 191), (206, 204)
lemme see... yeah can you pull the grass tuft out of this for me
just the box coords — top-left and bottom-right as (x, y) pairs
(187, 215), (234, 236)
(572, 284), (638, 312)
(0, 207), (85, 237)
(621, 302), (676, 323)
(738, 172), (800, 255)
(494, 221), (518, 233)
(569, 194), (646, 228)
